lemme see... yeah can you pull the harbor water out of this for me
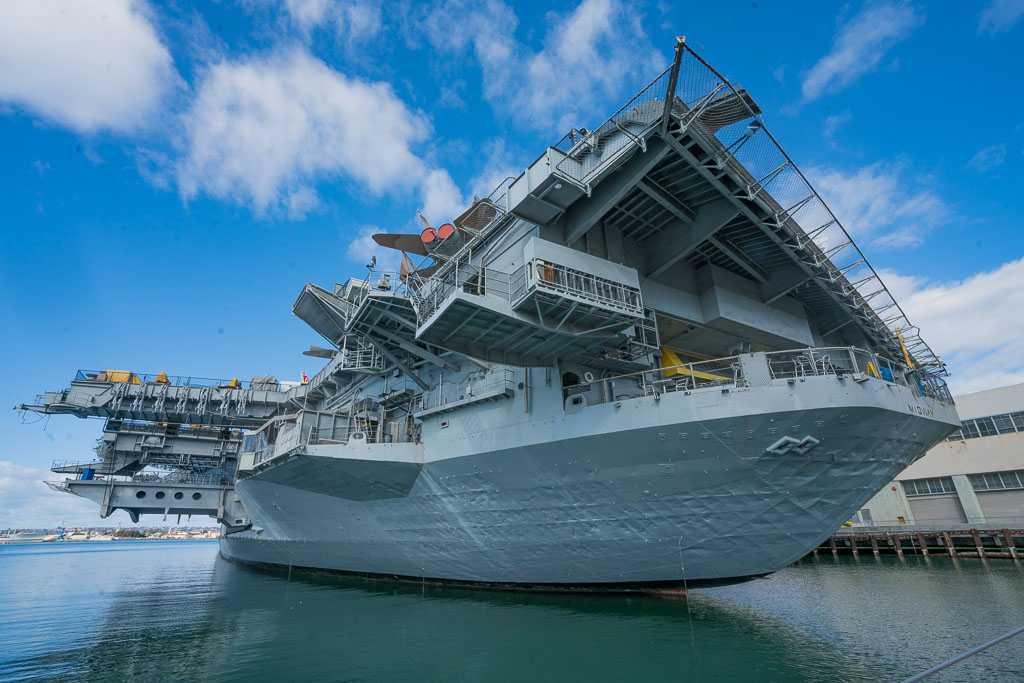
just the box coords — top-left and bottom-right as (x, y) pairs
(1, 541), (1022, 681)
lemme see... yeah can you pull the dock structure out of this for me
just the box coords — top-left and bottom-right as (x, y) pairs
(814, 527), (1023, 559)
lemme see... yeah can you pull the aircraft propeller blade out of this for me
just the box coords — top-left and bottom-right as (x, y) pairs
(302, 345), (336, 359)
(372, 233), (430, 256)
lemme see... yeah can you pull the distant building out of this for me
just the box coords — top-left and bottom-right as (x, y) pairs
(856, 383), (1024, 527)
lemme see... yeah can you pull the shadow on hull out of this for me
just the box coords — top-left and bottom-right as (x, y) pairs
(218, 549), (769, 595)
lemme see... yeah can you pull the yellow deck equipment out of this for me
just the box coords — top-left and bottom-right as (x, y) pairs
(96, 370), (140, 384)
(660, 348), (731, 382)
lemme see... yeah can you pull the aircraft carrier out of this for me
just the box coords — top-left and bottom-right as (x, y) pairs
(19, 40), (960, 589)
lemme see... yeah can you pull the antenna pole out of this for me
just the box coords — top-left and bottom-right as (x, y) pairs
(660, 36), (686, 135)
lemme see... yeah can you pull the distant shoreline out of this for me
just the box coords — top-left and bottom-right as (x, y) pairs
(1, 536), (220, 544)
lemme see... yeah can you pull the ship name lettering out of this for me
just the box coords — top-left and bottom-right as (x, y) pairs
(908, 404), (934, 418)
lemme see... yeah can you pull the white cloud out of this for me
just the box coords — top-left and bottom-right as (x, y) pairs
(807, 162), (953, 248)
(822, 111), (852, 144)
(0, 461), (145, 528)
(421, 168), (469, 225)
(0, 0), (178, 133)
(966, 143), (1007, 173)
(281, 0), (383, 41)
(801, 2), (924, 101)
(346, 225), (398, 271)
(978, 0), (1024, 34)
(878, 258), (1024, 394)
(283, 0), (331, 28)
(286, 186), (321, 220)
(416, 0), (661, 132)
(438, 80), (467, 109)
(176, 49), (438, 218)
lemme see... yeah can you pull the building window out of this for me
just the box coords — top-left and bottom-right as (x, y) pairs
(903, 476), (957, 496)
(993, 414), (1016, 434)
(975, 417), (997, 437)
(948, 410), (1024, 441)
(969, 469), (1024, 492)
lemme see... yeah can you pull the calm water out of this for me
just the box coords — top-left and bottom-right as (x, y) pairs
(1, 541), (1022, 682)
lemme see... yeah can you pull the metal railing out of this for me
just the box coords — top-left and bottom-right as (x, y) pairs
(304, 337), (383, 391)
(242, 412), (420, 465)
(553, 67), (672, 189)
(351, 184), (509, 305)
(564, 346), (953, 407)
(404, 176), (523, 316)
(420, 368), (516, 412)
(513, 258), (643, 315)
(129, 472), (233, 486)
(412, 252), (643, 325)
(303, 425), (384, 446)
(101, 419), (242, 439)
(302, 417), (420, 447)
(239, 415), (300, 466)
(74, 369), (268, 391)
(62, 471), (234, 486)
(345, 270), (412, 303)
(841, 516), (1024, 530)
(410, 256), (513, 322)
(486, 176), (516, 213)
(51, 459), (103, 470)
(303, 424), (365, 445)
(764, 347), (917, 386)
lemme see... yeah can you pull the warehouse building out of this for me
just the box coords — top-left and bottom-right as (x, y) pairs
(854, 383), (1024, 527)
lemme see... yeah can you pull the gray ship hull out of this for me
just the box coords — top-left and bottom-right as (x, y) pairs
(220, 377), (957, 587)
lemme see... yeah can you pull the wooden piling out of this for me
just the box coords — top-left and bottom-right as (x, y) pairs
(803, 528), (1023, 563)
(1001, 529), (1019, 560)
(942, 532), (957, 557)
(916, 533), (930, 557)
(971, 529), (986, 558)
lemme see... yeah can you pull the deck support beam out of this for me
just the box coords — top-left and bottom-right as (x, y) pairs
(561, 139), (671, 245)
(660, 131), (892, 350)
(644, 197), (739, 278)
(369, 342), (430, 390)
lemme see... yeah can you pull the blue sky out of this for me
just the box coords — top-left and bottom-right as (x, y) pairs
(1, 0), (1023, 527)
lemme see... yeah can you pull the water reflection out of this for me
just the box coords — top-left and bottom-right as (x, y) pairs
(2, 542), (1023, 682)
(109, 560), (889, 682)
